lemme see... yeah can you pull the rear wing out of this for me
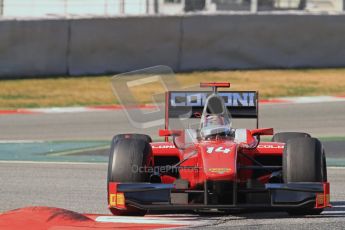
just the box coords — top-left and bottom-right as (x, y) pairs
(165, 91), (259, 129)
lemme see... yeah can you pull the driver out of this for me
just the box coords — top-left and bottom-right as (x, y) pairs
(199, 95), (234, 140)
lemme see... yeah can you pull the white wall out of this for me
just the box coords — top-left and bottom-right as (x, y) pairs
(2, 0), (146, 17)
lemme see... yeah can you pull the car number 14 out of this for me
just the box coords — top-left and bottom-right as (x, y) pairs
(206, 147), (230, 154)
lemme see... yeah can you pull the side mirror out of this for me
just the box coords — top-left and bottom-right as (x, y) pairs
(159, 129), (182, 137)
(251, 128), (274, 136)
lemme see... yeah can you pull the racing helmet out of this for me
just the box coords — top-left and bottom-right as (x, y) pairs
(199, 94), (232, 139)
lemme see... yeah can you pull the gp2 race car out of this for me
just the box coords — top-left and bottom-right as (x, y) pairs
(107, 82), (330, 216)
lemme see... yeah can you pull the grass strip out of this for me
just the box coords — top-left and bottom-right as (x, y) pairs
(1, 68), (345, 109)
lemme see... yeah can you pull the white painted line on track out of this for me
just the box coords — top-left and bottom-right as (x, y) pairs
(0, 140), (45, 143)
(322, 205), (345, 215)
(261, 96), (345, 105)
(0, 160), (107, 165)
(279, 96), (345, 104)
(30, 107), (93, 113)
(95, 215), (204, 225)
(323, 211), (345, 214)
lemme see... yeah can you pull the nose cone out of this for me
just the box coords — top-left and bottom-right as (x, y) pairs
(199, 142), (237, 181)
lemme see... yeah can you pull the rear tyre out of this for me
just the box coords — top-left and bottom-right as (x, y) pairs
(283, 137), (327, 215)
(271, 132), (311, 143)
(107, 134), (152, 216)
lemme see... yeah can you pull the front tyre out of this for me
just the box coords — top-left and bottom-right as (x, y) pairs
(107, 134), (152, 216)
(283, 137), (327, 215)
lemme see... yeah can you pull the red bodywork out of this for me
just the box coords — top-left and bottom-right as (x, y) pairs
(151, 136), (284, 189)
(108, 82), (330, 212)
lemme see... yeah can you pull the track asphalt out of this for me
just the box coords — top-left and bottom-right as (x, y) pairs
(0, 101), (344, 229)
(0, 162), (344, 229)
(1, 101), (345, 140)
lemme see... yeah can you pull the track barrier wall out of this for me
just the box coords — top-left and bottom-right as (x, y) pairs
(0, 19), (69, 77)
(1, 14), (345, 77)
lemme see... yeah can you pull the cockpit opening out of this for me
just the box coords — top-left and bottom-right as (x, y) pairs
(200, 94), (234, 140)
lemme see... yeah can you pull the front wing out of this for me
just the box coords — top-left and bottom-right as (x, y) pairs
(108, 182), (330, 211)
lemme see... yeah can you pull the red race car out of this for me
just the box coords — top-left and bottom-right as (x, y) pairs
(107, 82), (330, 216)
